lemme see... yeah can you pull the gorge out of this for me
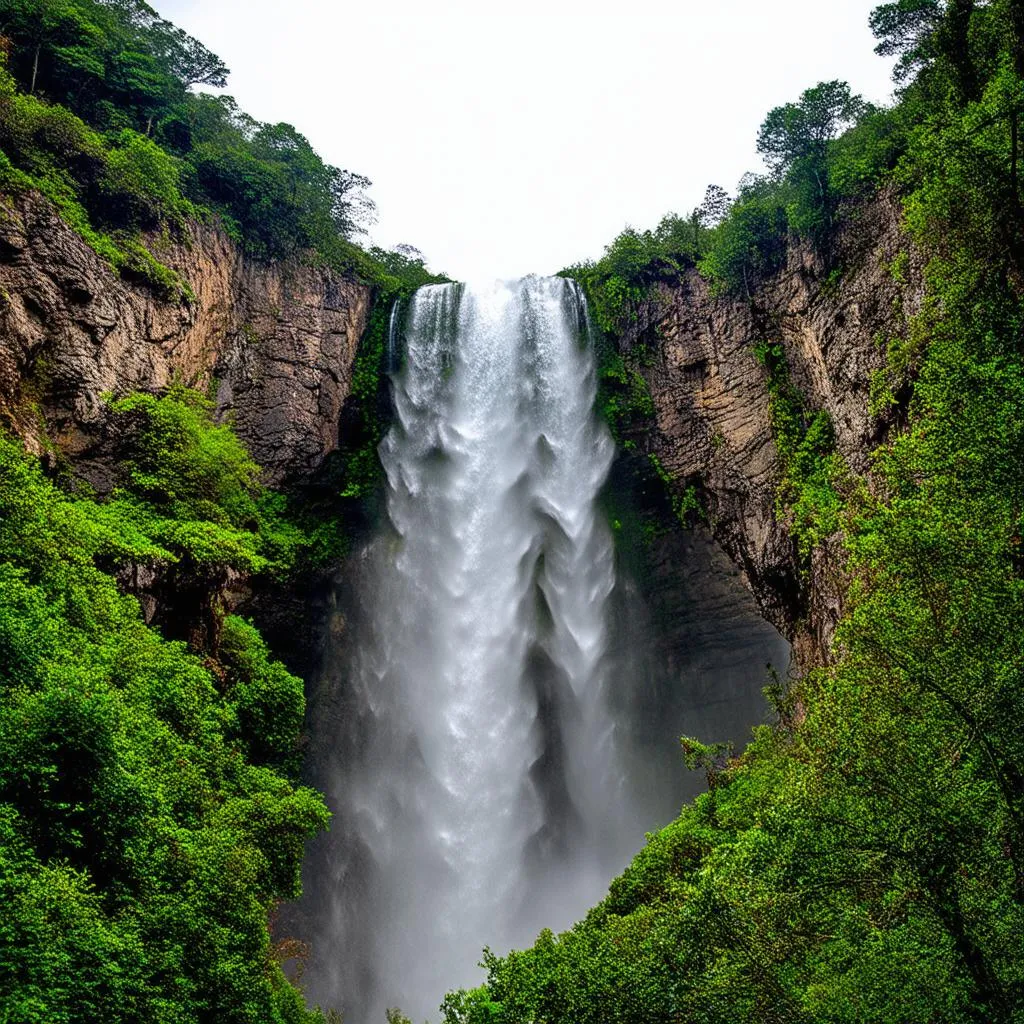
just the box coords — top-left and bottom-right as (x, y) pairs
(1, 1), (1023, 1020)
(289, 277), (788, 1020)
(0, 185), (796, 1020)
(0, 176), (964, 1023)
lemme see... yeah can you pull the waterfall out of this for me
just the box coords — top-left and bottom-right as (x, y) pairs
(311, 276), (648, 1022)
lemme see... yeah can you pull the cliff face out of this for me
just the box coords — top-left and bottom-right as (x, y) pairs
(624, 194), (924, 668)
(0, 191), (371, 487)
(0, 186), (918, 676)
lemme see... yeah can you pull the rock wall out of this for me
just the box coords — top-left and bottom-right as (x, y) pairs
(623, 193), (925, 668)
(0, 191), (371, 487)
(607, 515), (790, 812)
(0, 185), (921, 676)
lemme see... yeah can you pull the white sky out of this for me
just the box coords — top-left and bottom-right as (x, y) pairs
(158, 0), (896, 281)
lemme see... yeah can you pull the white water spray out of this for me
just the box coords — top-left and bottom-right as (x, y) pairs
(312, 276), (650, 1021)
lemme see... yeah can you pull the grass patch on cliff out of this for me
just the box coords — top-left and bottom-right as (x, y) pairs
(753, 339), (845, 562)
(597, 351), (655, 442)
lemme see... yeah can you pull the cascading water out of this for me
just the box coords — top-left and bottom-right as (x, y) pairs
(306, 276), (652, 1022)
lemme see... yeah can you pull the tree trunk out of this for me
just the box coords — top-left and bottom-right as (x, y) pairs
(30, 43), (39, 94)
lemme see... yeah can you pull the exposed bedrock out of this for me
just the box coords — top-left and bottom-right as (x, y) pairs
(0, 191), (371, 488)
(622, 193), (925, 668)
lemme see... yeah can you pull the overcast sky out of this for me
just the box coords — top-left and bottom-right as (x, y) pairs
(158, 0), (896, 281)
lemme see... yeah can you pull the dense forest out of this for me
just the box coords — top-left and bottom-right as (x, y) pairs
(442, 2), (1024, 1021)
(1, 0), (1023, 1021)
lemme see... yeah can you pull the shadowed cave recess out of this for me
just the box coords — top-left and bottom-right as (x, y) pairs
(287, 276), (788, 1022)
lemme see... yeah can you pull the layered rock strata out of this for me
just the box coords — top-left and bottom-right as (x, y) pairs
(624, 194), (924, 667)
(0, 191), (371, 487)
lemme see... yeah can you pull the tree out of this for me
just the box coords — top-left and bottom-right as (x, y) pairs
(757, 81), (866, 240)
(698, 183), (732, 228)
(757, 80), (866, 174)
(685, 184), (732, 249)
(0, 0), (98, 94)
(935, 0), (977, 102)
(870, 0), (983, 102)
(96, 0), (228, 87)
(149, 18), (229, 88)
(869, 0), (942, 82)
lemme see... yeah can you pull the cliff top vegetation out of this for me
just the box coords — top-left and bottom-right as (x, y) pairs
(0, 0), (443, 295)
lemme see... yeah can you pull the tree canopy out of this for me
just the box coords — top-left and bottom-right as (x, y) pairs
(0, 0), (383, 286)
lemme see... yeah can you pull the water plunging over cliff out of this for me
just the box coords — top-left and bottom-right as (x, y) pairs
(313, 276), (654, 1021)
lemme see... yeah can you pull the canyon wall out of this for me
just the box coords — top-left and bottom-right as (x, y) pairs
(621, 192), (925, 669)
(0, 184), (922, 720)
(0, 191), (372, 488)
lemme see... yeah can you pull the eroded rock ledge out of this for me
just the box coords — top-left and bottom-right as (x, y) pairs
(0, 191), (371, 487)
(624, 193), (925, 669)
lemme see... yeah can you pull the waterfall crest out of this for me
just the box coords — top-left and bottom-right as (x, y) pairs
(316, 276), (645, 1021)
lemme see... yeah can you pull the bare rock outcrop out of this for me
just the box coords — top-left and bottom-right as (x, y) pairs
(627, 193), (925, 667)
(0, 191), (371, 487)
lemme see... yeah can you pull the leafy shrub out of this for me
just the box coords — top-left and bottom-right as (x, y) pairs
(100, 127), (189, 226)
(598, 352), (655, 440)
(699, 177), (789, 295)
(219, 615), (306, 774)
(565, 213), (699, 336)
(0, 59), (191, 295)
(0, 433), (331, 1022)
(103, 386), (315, 579)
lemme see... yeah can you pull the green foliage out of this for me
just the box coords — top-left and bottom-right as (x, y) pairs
(101, 126), (186, 224)
(570, 76), (909, 305)
(0, 59), (191, 294)
(450, 4), (1024, 1021)
(218, 615), (306, 775)
(870, 0), (943, 83)
(563, 212), (699, 336)
(598, 352), (654, 440)
(697, 175), (789, 296)
(0, 0), (395, 290)
(440, 986), (505, 1024)
(0, 433), (331, 1023)
(335, 248), (450, 503)
(103, 385), (305, 577)
(754, 341), (844, 561)
(756, 78), (866, 172)
(185, 111), (373, 264)
(647, 452), (705, 530)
